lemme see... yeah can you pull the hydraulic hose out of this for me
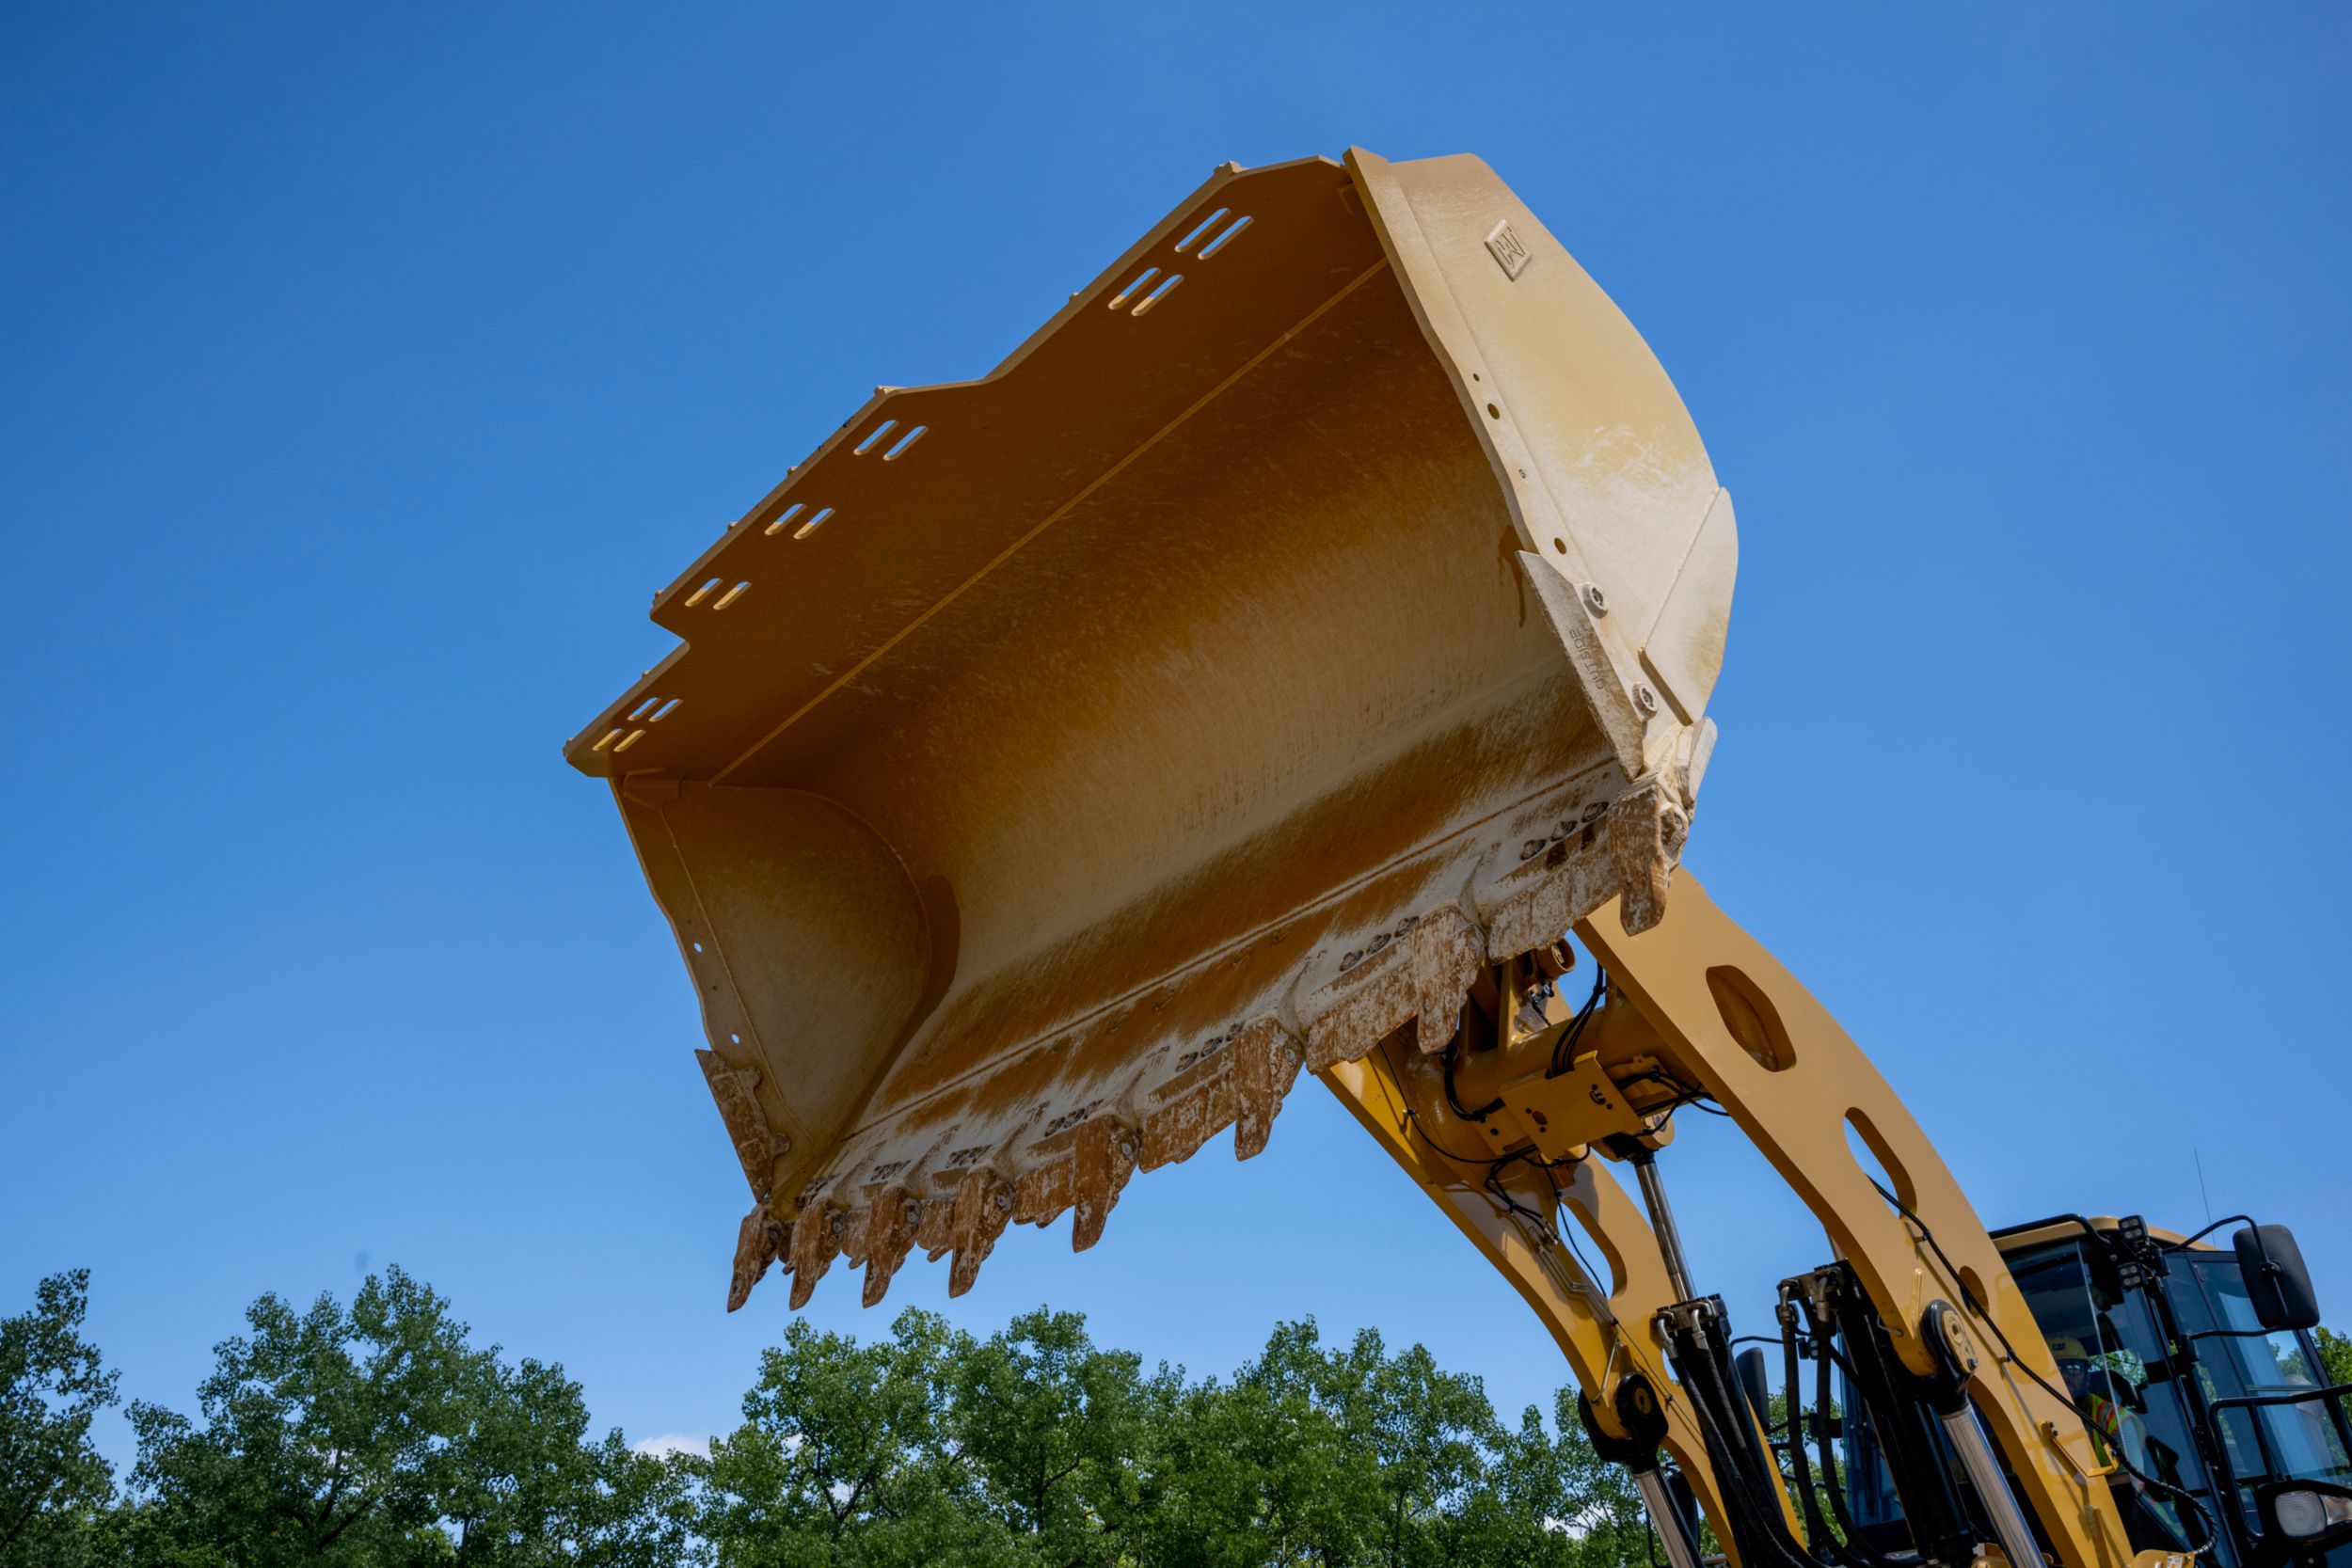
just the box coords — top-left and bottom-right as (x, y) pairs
(1664, 1311), (1820, 1568)
(1812, 1324), (1874, 1554)
(1780, 1308), (1881, 1568)
(1785, 1278), (1912, 1568)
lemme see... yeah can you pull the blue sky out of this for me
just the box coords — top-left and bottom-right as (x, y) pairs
(5, 4), (2347, 1465)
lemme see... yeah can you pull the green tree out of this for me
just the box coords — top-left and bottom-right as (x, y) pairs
(1323, 1326), (1501, 1568)
(1118, 1316), (1643, 1568)
(945, 1307), (1157, 1567)
(84, 1260), (1677, 1568)
(0, 1270), (119, 1568)
(695, 1308), (1010, 1568)
(126, 1265), (693, 1567)
(2316, 1327), (2352, 1388)
(1462, 1389), (1648, 1568)
(1137, 1354), (1367, 1568)
(132, 1267), (491, 1563)
(570, 1433), (702, 1568)
(431, 1354), (698, 1566)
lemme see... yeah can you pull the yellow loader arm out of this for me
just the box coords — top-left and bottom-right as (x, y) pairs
(1327, 876), (2164, 1568)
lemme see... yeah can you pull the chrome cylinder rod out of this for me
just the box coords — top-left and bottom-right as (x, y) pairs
(1937, 1403), (2045, 1568)
(1634, 1156), (1696, 1303)
(1632, 1468), (1707, 1568)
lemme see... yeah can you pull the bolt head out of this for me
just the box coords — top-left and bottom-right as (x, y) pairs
(1632, 685), (1659, 715)
(1581, 582), (1609, 615)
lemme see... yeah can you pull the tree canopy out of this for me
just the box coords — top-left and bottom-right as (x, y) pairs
(2, 1269), (1649, 1568)
(119, 1266), (692, 1568)
(0, 1269), (119, 1568)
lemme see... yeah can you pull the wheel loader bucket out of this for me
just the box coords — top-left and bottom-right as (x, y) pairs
(564, 149), (1736, 1312)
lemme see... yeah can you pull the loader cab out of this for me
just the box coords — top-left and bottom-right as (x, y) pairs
(1838, 1217), (2352, 1568)
(2146, 1227), (2352, 1566)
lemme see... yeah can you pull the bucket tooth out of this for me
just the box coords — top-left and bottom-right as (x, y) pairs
(1071, 1117), (1140, 1250)
(727, 1205), (786, 1312)
(1605, 781), (1685, 936)
(914, 1183), (957, 1259)
(946, 1169), (1015, 1298)
(858, 1190), (923, 1307)
(1231, 1021), (1303, 1161)
(787, 1203), (844, 1311)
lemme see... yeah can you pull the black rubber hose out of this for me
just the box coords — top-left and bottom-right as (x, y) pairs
(1782, 1318), (1878, 1568)
(1549, 968), (1606, 1076)
(1669, 1324), (1820, 1568)
(1810, 1312), (1893, 1565)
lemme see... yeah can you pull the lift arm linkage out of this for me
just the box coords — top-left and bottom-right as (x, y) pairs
(1321, 1045), (1732, 1551)
(1328, 872), (2162, 1568)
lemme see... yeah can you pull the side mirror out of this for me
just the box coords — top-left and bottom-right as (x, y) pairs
(2234, 1225), (2322, 1332)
